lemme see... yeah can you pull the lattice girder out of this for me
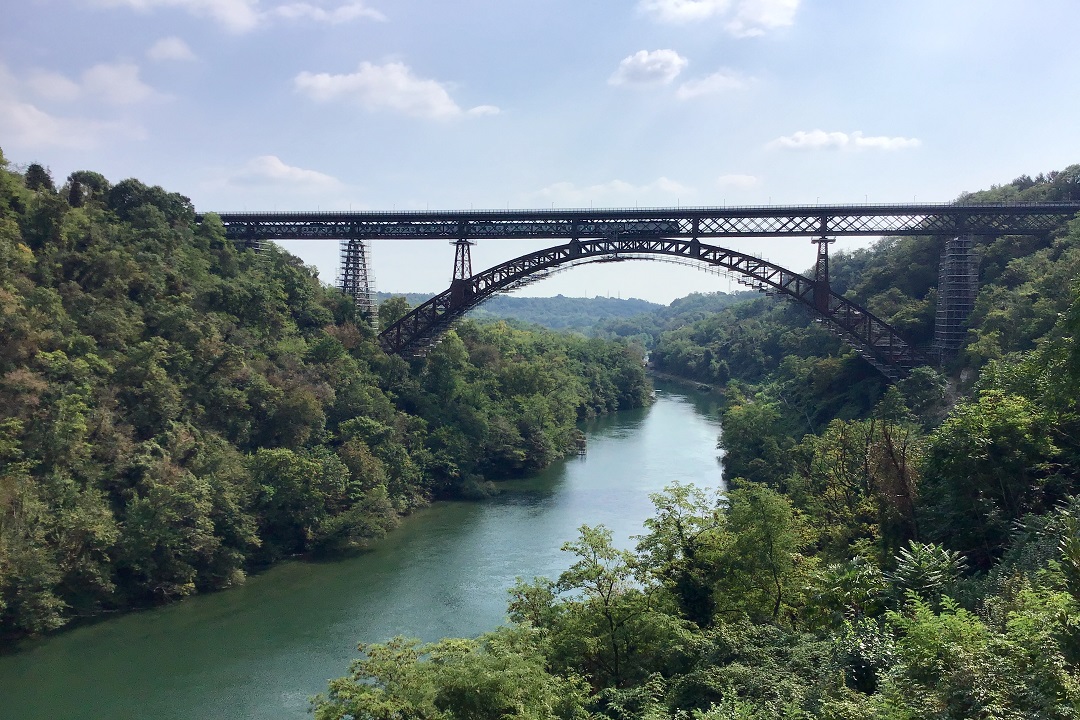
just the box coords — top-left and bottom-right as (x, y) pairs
(376, 235), (924, 377)
(209, 202), (1080, 243)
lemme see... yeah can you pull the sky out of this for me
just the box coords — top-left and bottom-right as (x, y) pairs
(3, 0), (1080, 304)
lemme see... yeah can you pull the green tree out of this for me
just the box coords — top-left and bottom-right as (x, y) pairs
(311, 628), (591, 720)
(720, 396), (794, 487)
(24, 164), (54, 192)
(881, 592), (1080, 719)
(635, 483), (727, 626)
(719, 482), (810, 622)
(920, 391), (1055, 567)
(511, 525), (687, 689)
(379, 296), (412, 329)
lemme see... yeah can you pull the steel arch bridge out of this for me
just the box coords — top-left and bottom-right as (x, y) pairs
(377, 236), (920, 379)
(204, 202), (1080, 380)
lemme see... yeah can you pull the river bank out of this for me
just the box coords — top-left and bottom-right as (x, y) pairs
(0, 380), (724, 720)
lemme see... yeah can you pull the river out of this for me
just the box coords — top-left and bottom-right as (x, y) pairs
(0, 380), (723, 720)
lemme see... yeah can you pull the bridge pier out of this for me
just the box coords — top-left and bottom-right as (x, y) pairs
(934, 235), (979, 358)
(812, 236), (836, 313)
(452, 238), (475, 281)
(338, 238), (378, 323)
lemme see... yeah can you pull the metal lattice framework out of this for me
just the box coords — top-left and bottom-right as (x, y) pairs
(206, 202), (1080, 242)
(200, 202), (1080, 378)
(378, 237), (924, 379)
(339, 239), (377, 318)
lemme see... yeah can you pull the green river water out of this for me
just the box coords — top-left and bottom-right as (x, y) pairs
(0, 380), (723, 719)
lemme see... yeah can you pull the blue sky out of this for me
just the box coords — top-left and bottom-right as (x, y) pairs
(3, 0), (1079, 303)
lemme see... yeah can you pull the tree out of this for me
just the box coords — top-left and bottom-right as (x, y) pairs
(720, 482), (809, 622)
(920, 391), (1055, 567)
(881, 593), (1080, 719)
(886, 540), (966, 608)
(510, 524), (687, 689)
(24, 164), (54, 192)
(378, 296), (412, 329)
(311, 628), (591, 720)
(720, 396), (794, 487)
(555, 524), (652, 687)
(635, 483), (727, 626)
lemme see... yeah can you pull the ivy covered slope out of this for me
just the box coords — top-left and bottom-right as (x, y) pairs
(314, 170), (1080, 719)
(0, 151), (649, 642)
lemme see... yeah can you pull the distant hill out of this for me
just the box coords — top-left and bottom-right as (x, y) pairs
(375, 292), (664, 332)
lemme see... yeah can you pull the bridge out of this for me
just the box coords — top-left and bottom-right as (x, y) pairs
(204, 203), (1080, 380)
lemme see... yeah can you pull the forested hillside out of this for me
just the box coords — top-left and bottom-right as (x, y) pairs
(0, 151), (649, 642)
(375, 292), (665, 334)
(651, 166), (1080, 392)
(314, 169), (1080, 719)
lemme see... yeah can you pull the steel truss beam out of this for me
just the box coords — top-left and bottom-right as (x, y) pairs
(378, 236), (923, 379)
(206, 203), (1080, 242)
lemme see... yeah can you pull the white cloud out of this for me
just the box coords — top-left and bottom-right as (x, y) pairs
(271, 1), (385, 23)
(0, 100), (120, 149)
(609, 49), (688, 86)
(0, 64), (131, 150)
(94, 0), (262, 33)
(767, 130), (921, 151)
(639, 0), (728, 23)
(530, 177), (694, 207)
(25, 62), (160, 106)
(725, 0), (799, 36)
(294, 61), (497, 119)
(91, 0), (384, 33)
(676, 69), (748, 99)
(768, 129), (849, 150)
(148, 37), (197, 61)
(83, 63), (159, 104)
(851, 134), (923, 150)
(25, 70), (83, 102)
(228, 155), (343, 190)
(717, 174), (760, 188)
(638, 0), (799, 36)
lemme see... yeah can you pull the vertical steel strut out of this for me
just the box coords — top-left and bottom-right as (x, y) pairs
(452, 238), (475, 281)
(812, 235), (836, 312)
(338, 238), (377, 324)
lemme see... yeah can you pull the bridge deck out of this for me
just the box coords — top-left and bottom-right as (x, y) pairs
(205, 203), (1080, 240)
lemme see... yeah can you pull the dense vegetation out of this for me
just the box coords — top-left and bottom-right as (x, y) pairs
(0, 151), (650, 642)
(315, 169), (1080, 719)
(378, 292), (666, 334)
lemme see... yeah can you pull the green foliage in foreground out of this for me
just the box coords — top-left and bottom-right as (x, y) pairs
(317, 169), (1080, 719)
(0, 153), (649, 641)
(315, 484), (1080, 719)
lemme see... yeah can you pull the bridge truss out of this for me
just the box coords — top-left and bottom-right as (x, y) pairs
(204, 202), (1080, 380)
(210, 203), (1079, 242)
(377, 237), (922, 380)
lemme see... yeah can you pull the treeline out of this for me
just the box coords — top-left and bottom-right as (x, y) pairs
(378, 292), (665, 334)
(0, 152), (649, 642)
(592, 290), (760, 350)
(314, 169), (1080, 718)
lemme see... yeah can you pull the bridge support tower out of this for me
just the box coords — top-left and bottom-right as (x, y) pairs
(812, 235), (836, 313)
(934, 235), (979, 358)
(452, 238), (475, 281)
(450, 238), (477, 309)
(339, 238), (378, 324)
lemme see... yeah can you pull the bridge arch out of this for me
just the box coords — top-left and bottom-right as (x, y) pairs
(378, 235), (925, 379)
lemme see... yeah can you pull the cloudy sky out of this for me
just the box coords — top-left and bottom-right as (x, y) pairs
(4, 0), (1080, 303)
